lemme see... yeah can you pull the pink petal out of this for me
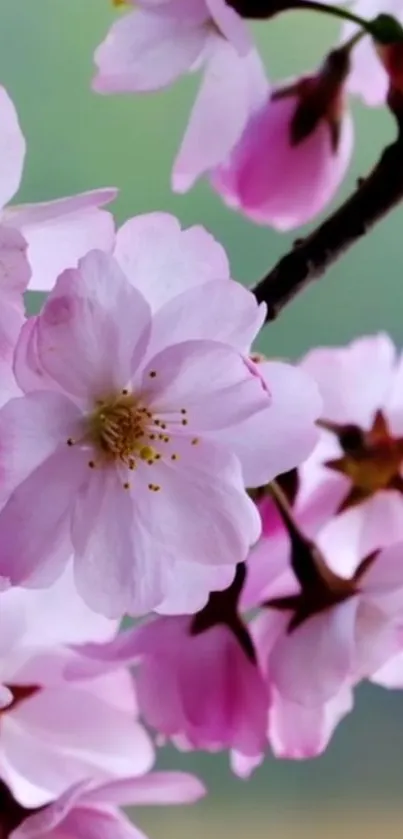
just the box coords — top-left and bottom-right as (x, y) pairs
(0, 445), (87, 587)
(205, 0), (251, 53)
(10, 781), (90, 837)
(4, 189), (117, 292)
(212, 360), (322, 486)
(114, 212), (229, 312)
(9, 685), (153, 793)
(173, 40), (268, 192)
(72, 468), (168, 618)
(141, 340), (270, 431)
(372, 649), (403, 687)
(156, 561), (235, 615)
(54, 807), (147, 839)
(83, 771), (206, 806)
(269, 685), (353, 759)
(17, 563), (118, 648)
(213, 93), (353, 230)
(36, 250), (151, 398)
(0, 684), (12, 708)
(93, 8), (208, 93)
(149, 279), (265, 356)
(0, 86), (26, 209)
(0, 390), (82, 501)
(340, 0), (401, 106)
(0, 226), (30, 363)
(269, 599), (359, 705)
(130, 438), (261, 571)
(301, 334), (396, 428)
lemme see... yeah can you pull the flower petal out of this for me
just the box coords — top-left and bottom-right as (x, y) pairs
(93, 8), (208, 93)
(0, 445), (87, 587)
(211, 360), (322, 486)
(83, 771), (205, 806)
(4, 189), (117, 292)
(72, 469), (168, 618)
(0, 86), (26, 209)
(149, 279), (265, 356)
(173, 40), (268, 192)
(269, 599), (359, 706)
(114, 212), (229, 312)
(36, 250), (151, 398)
(0, 390), (82, 500)
(269, 686), (353, 759)
(142, 340), (270, 431)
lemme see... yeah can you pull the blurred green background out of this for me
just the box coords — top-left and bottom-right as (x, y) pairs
(2, 1), (403, 836)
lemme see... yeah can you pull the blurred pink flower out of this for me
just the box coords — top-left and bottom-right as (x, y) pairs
(6, 771), (205, 839)
(341, 0), (403, 105)
(0, 85), (116, 291)
(250, 520), (403, 708)
(60, 566), (269, 769)
(0, 565), (153, 809)
(93, 0), (268, 190)
(211, 53), (354, 230)
(299, 333), (403, 573)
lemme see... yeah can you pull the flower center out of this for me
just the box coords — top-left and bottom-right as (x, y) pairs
(88, 392), (159, 469)
(66, 382), (198, 493)
(321, 410), (403, 512)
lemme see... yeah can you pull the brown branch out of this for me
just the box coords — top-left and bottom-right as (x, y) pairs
(252, 125), (403, 321)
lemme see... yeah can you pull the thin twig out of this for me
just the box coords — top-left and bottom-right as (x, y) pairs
(253, 127), (403, 321)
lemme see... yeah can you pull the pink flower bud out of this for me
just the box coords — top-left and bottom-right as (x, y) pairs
(212, 53), (354, 230)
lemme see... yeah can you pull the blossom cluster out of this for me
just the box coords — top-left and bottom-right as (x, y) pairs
(2, 0), (403, 834)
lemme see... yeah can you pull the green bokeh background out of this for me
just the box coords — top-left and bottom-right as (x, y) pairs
(2, 2), (403, 836)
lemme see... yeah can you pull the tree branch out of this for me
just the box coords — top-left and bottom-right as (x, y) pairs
(252, 129), (403, 321)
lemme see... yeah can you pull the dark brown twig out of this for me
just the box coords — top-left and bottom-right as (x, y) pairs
(253, 123), (403, 321)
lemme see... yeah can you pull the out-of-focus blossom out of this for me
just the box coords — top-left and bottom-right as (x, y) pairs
(3, 772), (205, 839)
(341, 0), (403, 105)
(93, 0), (268, 190)
(212, 50), (354, 229)
(61, 566), (270, 772)
(249, 496), (403, 708)
(0, 85), (116, 291)
(0, 566), (153, 808)
(299, 334), (403, 573)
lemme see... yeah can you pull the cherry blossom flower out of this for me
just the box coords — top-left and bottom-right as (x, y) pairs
(299, 333), (403, 574)
(249, 489), (403, 709)
(211, 46), (354, 229)
(70, 565), (269, 765)
(0, 250), (265, 616)
(0, 85), (116, 291)
(93, 0), (268, 191)
(0, 231), (322, 617)
(0, 565), (153, 808)
(341, 0), (403, 105)
(3, 772), (205, 839)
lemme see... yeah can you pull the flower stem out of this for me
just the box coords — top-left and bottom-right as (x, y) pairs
(290, 0), (373, 31)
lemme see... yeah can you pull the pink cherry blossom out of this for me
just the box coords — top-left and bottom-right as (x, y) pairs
(0, 85), (116, 291)
(0, 240), (322, 617)
(299, 333), (403, 574)
(93, 0), (268, 190)
(0, 250), (263, 617)
(250, 523), (403, 708)
(211, 59), (354, 230)
(5, 771), (205, 839)
(114, 614), (268, 760)
(59, 567), (269, 768)
(0, 565), (153, 808)
(341, 0), (403, 105)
